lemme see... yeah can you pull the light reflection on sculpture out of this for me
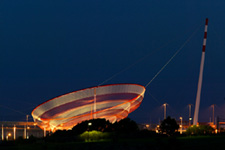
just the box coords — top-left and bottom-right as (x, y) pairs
(31, 84), (145, 131)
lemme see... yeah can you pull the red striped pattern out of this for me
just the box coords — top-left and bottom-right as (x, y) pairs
(202, 18), (208, 52)
(31, 84), (145, 131)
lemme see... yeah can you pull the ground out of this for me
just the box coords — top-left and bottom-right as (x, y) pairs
(1, 135), (225, 150)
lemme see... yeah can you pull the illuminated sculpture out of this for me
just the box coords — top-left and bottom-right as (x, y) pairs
(31, 84), (145, 131)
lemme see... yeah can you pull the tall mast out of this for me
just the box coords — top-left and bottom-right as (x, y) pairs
(193, 18), (208, 125)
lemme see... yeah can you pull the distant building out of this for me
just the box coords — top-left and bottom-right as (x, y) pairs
(138, 123), (157, 130)
(0, 121), (44, 140)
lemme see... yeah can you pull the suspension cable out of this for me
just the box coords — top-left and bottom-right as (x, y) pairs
(145, 24), (203, 88)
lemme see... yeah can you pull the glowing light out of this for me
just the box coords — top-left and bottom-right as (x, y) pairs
(32, 84), (145, 131)
(13, 125), (16, 140)
(215, 129), (218, 134)
(180, 117), (183, 134)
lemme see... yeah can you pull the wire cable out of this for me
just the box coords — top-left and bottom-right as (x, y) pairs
(145, 24), (203, 88)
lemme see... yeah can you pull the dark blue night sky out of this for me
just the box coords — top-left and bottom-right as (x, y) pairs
(1, 0), (225, 124)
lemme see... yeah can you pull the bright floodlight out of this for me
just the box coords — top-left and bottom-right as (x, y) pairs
(31, 84), (145, 131)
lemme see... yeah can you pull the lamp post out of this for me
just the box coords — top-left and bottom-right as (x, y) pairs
(44, 127), (46, 137)
(188, 104), (193, 126)
(24, 125), (26, 139)
(211, 104), (215, 125)
(2, 124), (4, 141)
(26, 115), (29, 139)
(88, 122), (92, 142)
(163, 103), (168, 120)
(6, 133), (11, 141)
(13, 125), (16, 140)
(180, 117), (183, 134)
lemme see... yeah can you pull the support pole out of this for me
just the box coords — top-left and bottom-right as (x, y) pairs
(193, 18), (208, 125)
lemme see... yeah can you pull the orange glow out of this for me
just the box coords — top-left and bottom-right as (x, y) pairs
(32, 84), (145, 131)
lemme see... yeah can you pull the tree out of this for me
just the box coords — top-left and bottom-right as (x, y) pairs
(114, 118), (139, 134)
(71, 118), (113, 135)
(186, 125), (214, 135)
(159, 116), (179, 136)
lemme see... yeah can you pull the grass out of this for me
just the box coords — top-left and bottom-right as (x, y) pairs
(1, 135), (225, 150)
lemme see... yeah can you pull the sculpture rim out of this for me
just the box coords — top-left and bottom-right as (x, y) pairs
(31, 83), (145, 131)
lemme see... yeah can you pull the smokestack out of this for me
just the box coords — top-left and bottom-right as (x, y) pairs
(193, 18), (208, 125)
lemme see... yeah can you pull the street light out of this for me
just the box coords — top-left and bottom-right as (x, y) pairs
(211, 104), (215, 125)
(2, 125), (4, 141)
(163, 103), (168, 120)
(188, 104), (193, 126)
(26, 115), (29, 139)
(44, 127), (46, 137)
(13, 125), (16, 140)
(6, 133), (11, 141)
(88, 122), (92, 142)
(180, 117), (183, 134)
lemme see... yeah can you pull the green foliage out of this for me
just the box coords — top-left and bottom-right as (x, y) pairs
(71, 118), (113, 135)
(159, 116), (179, 136)
(79, 130), (111, 141)
(47, 117), (139, 142)
(186, 125), (214, 135)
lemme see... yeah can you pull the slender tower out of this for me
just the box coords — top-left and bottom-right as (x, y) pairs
(193, 18), (208, 125)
